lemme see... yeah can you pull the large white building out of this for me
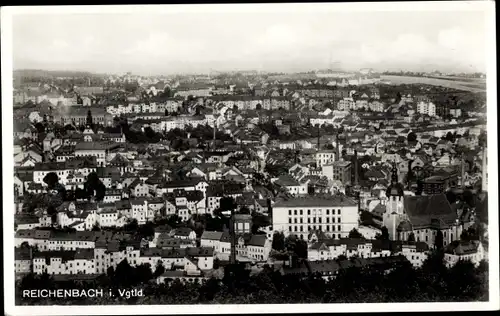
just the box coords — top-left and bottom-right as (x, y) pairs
(272, 195), (359, 240)
(416, 101), (436, 117)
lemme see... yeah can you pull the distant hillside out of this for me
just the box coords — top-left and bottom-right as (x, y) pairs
(14, 69), (106, 79)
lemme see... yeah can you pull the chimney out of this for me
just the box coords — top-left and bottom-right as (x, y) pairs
(354, 150), (359, 186)
(336, 132), (340, 161)
(407, 159), (413, 190)
(317, 125), (320, 150)
(461, 153), (465, 189)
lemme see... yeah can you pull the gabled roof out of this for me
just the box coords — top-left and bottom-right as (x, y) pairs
(246, 234), (267, 247)
(403, 194), (456, 229)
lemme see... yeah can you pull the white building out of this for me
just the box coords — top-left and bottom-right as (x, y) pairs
(200, 231), (231, 261)
(444, 240), (486, 268)
(272, 195), (359, 240)
(33, 249), (96, 275)
(416, 101), (436, 117)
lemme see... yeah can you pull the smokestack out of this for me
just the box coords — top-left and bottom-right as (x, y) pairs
(317, 125), (320, 150)
(336, 132), (340, 162)
(461, 153), (465, 189)
(213, 106), (217, 151)
(354, 150), (359, 186)
(408, 159), (413, 190)
(230, 210), (236, 264)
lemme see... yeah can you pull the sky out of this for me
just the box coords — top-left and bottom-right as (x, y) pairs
(10, 4), (490, 75)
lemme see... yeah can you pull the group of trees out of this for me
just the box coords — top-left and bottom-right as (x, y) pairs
(271, 232), (308, 262)
(16, 251), (488, 305)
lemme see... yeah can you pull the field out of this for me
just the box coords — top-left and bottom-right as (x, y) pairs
(380, 75), (486, 92)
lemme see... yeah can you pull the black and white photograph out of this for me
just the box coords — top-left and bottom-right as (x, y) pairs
(2, 2), (498, 315)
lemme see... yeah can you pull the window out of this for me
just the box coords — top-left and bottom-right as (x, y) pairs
(288, 210), (292, 215)
(307, 210), (311, 215)
(307, 218), (311, 224)
(294, 210), (297, 216)
(300, 210), (303, 215)
(289, 218), (292, 224)
(313, 218), (316, 224)
(300, 218), (303, 224)
(337, 225), (341, 231)
(326, 218), (329, 223)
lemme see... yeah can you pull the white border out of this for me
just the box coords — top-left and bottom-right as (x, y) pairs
(2, 2), (498, 315)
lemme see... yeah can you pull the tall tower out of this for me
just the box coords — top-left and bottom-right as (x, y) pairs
(354, 150), (359, 186)
(461, 153), (466, 189)
(383, 161), (405, 240)
(335, 132), (340, 162)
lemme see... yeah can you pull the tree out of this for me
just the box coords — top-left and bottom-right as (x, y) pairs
(154, 260), (166, 278)
(252, 212), (271, 234)
(445, 190), (457, 204)
(34, 122), (45, 134)
(435, 230), (444, 250)
(294, 239), (308, 259)
(407, 132), (417, 142)
(84, 172), (106, 201)
(380, 226), (390, 240)
(86, 109), (93, 126)
(138, 221), (155, 240)
(272, 232), (286, 251)
(348, 228), (364, 239)
(408, 232), (416, 242)
(445, 132), (454, 142)
(220, 197), (237, 213)
(124, 218), (139, 232)
(43, 172), (59, 190)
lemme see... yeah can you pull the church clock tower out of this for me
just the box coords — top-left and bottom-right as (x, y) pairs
(383, 161), (405, 240)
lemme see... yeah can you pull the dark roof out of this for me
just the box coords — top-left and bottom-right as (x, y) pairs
(273, 195), (357, 208)
(403, 194), (456, 229)
(247, 235), (267, 247)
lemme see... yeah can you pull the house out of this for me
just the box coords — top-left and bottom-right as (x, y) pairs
(200, 231), (231, 260)
(172, 227), (197, 241)
(444, 240), (486, 268)
(273, 174), (308, 196)
(245, 234), (271, 262)
(15, 247), (33, 273)
(33, 249), (96, 275)
(400, 242), (429, 268)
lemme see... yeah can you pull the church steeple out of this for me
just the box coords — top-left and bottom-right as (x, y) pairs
(386, 160), (404, 197)
(391, 160), (398, 184)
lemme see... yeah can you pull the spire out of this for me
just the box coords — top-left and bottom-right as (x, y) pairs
(391, 160), (398, 184)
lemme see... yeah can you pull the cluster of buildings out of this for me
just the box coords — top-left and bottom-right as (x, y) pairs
(12, 71), (488, 283)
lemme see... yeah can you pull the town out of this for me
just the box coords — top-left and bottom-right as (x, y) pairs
(13, 68), (489, 304)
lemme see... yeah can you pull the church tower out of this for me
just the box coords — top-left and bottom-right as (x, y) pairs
(383, 161), (405, 240)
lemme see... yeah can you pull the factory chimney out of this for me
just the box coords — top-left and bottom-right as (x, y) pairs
(354, 150), (359, 186)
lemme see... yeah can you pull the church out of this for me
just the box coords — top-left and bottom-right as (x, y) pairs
(382, 162), (473, 248)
